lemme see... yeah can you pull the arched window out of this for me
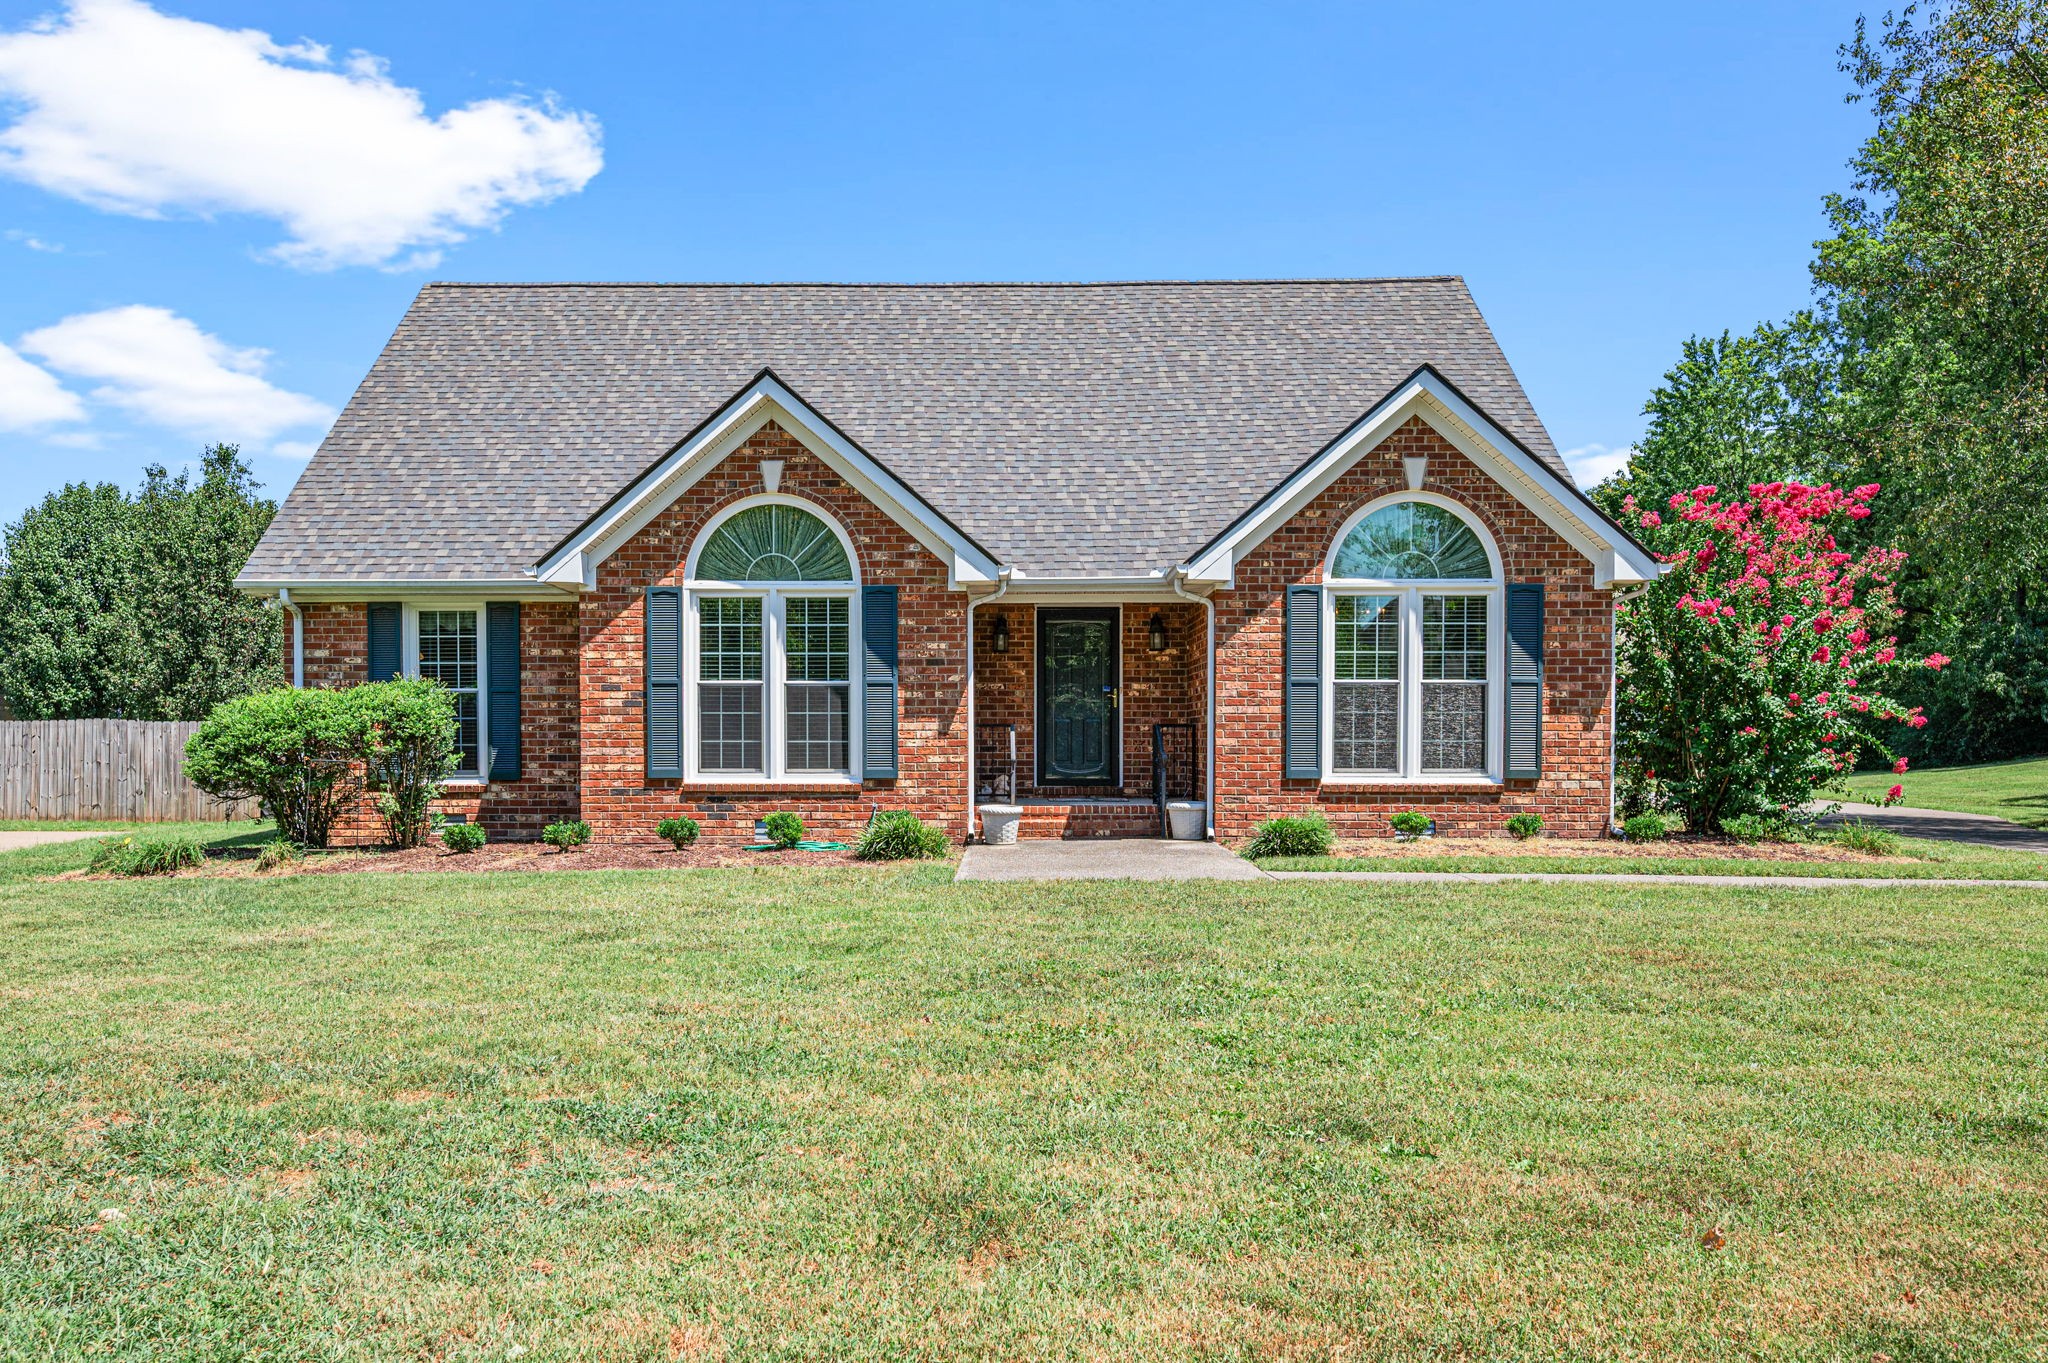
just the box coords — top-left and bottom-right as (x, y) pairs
(681, 498), (860, 780)
(1324, 495), (1501, 780)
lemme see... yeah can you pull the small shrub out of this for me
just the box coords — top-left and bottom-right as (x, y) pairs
(441, 822), (488, 854)
(763, 812), (805, 848)
(255, 837), (302, 871)
(1243, 813), (1334, 859)
(1834, 819), (1903, 856)
(1505, 813), (1544, 840)
(1389, 810), (1432, 838)
(542, 820), (592, 852)
(1621, 813), (1669, 842)
(89, 835), (203, 877)
(856, 810), (950, 861)
(1722, 813), (1787, 843)
(656, 816), (700, 849)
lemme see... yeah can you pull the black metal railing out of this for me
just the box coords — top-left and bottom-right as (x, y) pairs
(975, 723), (1019, 804)
(1152, 722), (1198, 835)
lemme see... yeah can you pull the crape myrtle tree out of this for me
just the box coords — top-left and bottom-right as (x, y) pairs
(1615, 480), (1948, 832)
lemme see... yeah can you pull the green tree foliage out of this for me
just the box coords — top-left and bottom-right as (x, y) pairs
(0, 445), (281, 719)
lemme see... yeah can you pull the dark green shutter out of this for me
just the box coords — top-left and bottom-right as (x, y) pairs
(861, 585), (899, 780)
(486, 602), (521, 781)
(646, 588), (682, 780)
(1505, 582), (1544, 780)
(1283, 585), (1321, 780)
(367, 602), (401, 682)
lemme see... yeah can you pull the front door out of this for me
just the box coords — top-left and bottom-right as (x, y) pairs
(1037, 608), (1119, 786)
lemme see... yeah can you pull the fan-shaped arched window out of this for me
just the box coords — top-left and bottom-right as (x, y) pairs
(694, 504), (853, 582)
(1332, 500), (1492, 580)
(677, 498), (860, 780)
(1323, 496), (1501, 780)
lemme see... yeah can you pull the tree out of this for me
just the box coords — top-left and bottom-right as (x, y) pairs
(0, 445), (281, 719)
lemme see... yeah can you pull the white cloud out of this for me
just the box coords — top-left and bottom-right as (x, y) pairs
(269, 439), (319, 460)
(5, 228), (63, 252)
(0, 0), (603, 269)
(1563, 442), (1635, 490)
(21, 305), (333, 441)
(0, 341), (85, 429)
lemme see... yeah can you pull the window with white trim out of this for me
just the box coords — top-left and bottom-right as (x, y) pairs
(684, 500), (860, 781)
(408, 606), (485, 778)
(1325, 498), (1500, 780)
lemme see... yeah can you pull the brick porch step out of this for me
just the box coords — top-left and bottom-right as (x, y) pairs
(1001, 799), (1161, 840)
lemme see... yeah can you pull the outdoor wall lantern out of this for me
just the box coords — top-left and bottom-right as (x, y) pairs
(991, 614), (1010, 653)
(1147, 612), (1168, 652)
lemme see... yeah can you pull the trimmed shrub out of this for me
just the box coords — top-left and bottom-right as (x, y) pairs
(1389, 810), (1432, 838)
(542, 820), (591, 852)
(441, 823), (487, 854)
(1834, 819), (1904, 856)
(1621, 813), (1669, 842)
(255, 837), (302, 871)
(1243, 813), (1334, 859)
(1506, 813), (1544, 840)
(89, 835), (203, 877)
(856, 810), (950, 861)
(763, 812), (805, 848)
(364, 678), (461, 849)
(656, 816), (700, 849)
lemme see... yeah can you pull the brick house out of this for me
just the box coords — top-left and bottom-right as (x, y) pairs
(237, 279), (1662, 845)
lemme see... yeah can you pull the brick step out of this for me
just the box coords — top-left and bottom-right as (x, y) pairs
(1000, 800), (1162, 840)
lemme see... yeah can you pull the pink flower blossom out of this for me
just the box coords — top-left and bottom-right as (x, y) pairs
(1923, 653), (1951, 671)
(1640, 511), (1661, 528)
(1893, 757), (1909, 774)
(1885, 783), (1904, 804)
(1813, 646), (1831, 664)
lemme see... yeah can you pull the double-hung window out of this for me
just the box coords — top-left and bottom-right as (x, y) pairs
(684, 501), (859, 781)
(1325, 497), (1500, 780)
(409, 606), (485, 779)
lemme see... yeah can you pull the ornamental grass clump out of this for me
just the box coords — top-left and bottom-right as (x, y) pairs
(855, 811), (950, 860)
(1833, 818), (1904, 856)
(1242, 814), (1334, 859)
(1615, 481), (1944, 834)
(89, 835), (204, 877)
(656, 816), (700, 849)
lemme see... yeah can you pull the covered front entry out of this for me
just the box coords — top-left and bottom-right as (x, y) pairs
(1037, 607), (1119, 786)
(975, 600), (1207, 838)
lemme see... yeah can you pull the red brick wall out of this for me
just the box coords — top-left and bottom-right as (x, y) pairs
(578, 422), (970, 844)
(1211, 417), (1614, 840)
(972, 602), (1204, 800)
(294, 600), (582, 845)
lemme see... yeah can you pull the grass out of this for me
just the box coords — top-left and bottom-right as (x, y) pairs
(2, 833), (2046, 1358)
(1259, 833), (2048, 879)
(1845, 753), (2048, 828)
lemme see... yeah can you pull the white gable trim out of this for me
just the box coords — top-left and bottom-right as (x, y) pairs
(1179, 369), (1664, 590)
(535, 373), (1001, 590)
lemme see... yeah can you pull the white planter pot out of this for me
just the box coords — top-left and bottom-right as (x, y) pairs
(1166, 800), (1208, 841)
(979, 804), (1023, 845)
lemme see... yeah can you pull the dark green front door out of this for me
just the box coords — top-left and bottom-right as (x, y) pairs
(1037, 608), (1119, 786)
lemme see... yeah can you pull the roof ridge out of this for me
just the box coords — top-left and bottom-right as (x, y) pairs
(420, 276), (1467, 290)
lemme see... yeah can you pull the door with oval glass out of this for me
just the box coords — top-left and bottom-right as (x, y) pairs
(1036, 607), (1119, 786)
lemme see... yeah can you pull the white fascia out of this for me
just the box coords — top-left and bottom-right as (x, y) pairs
(235, 578), (577, 603)
(1179, 369), (1666, 590)
(534, 373), (1001, 591)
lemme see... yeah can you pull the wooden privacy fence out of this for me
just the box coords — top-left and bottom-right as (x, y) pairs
(0, 720), (254, 822)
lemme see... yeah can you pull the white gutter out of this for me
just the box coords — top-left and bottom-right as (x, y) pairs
(1169, 568), (1217, 841)
(277, 588), (304, 688)
(1606, 582), (1652, 833)
(964, 567), (1014, 842)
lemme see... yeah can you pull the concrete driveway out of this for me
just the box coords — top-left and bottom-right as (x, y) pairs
(955, 839), (1267, 882)
(1818, 801), (2048, 854)
(0, 830), (118, 851)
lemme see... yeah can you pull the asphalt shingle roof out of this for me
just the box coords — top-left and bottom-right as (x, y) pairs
(240, 278), (1565, 583)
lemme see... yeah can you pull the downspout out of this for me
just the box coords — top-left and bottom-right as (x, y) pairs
(278, 588), (304, 688)
(965, 567), (1013, 842)
(1169, 568), (1217, 840)
(1607, 581), (1652, 834)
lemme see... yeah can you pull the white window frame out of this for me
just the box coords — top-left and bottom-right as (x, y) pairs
(401, 601), (488, 785)
(1320, 492), (1503, 785)
(680, 496), (864, 785)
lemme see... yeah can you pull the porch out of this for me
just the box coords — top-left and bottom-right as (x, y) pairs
(971, 600), (1207, 839)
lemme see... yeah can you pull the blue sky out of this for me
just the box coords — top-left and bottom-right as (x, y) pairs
(0, 0), (1872, 522)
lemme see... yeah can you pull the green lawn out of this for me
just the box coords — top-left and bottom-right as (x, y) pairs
(1846, 753), (2048, 827)
(1259, 834), (2048, 879)
(3, 834), (2046, 1359)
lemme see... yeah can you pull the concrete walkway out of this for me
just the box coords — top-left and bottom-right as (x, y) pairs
(1816, 801), (2048, 854)
(0, 829), (116, 851)
(955, 839), (1267, 882)
(1265, 869), (2048, 889)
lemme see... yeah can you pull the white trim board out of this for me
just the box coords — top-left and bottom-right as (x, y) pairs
(1179, 369), (1665, 590)
(535, 373), (1001, 591)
